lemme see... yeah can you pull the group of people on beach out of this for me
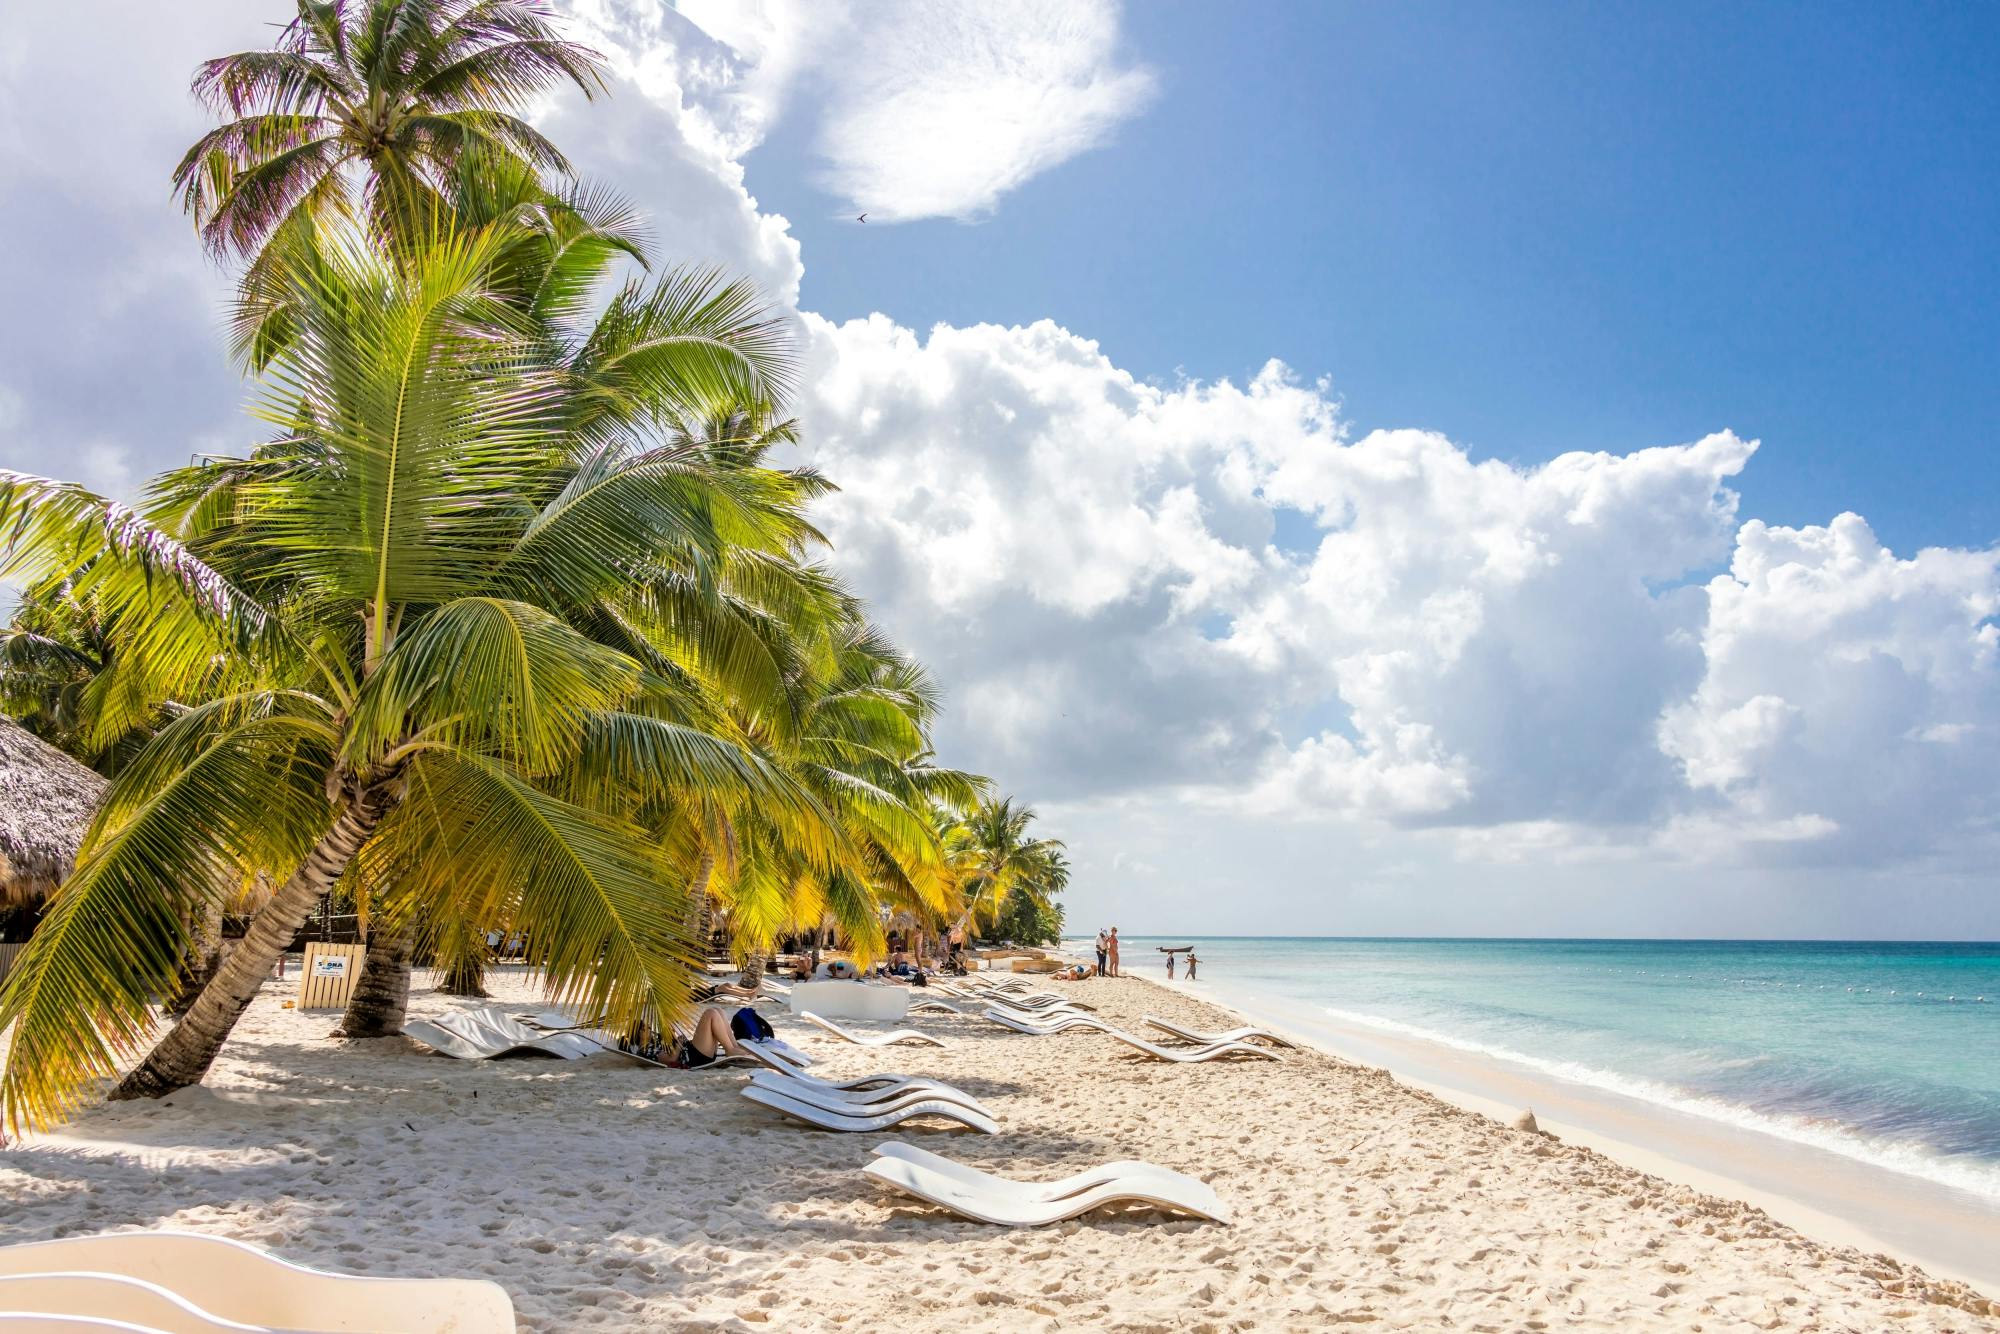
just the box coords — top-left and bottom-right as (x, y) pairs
(1094, 927), (1121, 977)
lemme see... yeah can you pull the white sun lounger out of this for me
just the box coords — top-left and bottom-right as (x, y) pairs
(870, 1141), (1215, 1202)
(864, 1155), (1230, 1226)
(0, 1232), (514, 1332)
(981, 1009), (1280, 1062)
(1143, 1015), (1298, 1049)
(402, 1015), (601, 1062)
(745, 1070), (996, 1120)
(738, 1084), (997, 1134)
(905, 997), (966, 1016)
(0, 1272), (261, 1333)
(798, 1011), (949, 1048)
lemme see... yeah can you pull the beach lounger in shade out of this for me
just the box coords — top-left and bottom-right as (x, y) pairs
(870, 1141), (1216, 1203)
(738, 1084), (997, 1134)
(745, 1070), (997, 1120)
(863, 1156), (1230, 1227)
(981, 1009), (1281, 1062)
(0, 1232), (514, 1333)
(1142, 1015), (1299, 1049)
(798, 1011), (949, 1048)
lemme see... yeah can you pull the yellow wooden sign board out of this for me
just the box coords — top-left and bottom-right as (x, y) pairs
(297, 942), (365, 1010)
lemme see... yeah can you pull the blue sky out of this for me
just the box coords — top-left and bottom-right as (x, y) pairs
(750, 0), (1999, 555)
(2, 0), (1997, 935)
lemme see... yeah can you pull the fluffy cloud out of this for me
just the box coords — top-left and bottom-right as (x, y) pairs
(674, 0), (1156, 221)
(1659, 514), (2000, 866)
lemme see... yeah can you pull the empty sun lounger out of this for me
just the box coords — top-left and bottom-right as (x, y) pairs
(0, 1231), (514, 1333)
(402, 1012), (602, 1061)
(905, 997), (966, 1016)
(871, 1141), (1215, 1203)
(1143, 1015), (1298, 1049)
(745, 1070), (996, 1120)
(982, 1009), (1281, 1062)
(738, 1084), (997, 1134)
(863, 1155), (1229, 1226)
(0, 1272), (259, 1333)
(798, 1011), (949, 1048)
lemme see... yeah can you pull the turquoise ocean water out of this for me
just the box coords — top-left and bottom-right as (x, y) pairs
(1074, 937), (2000, 1202)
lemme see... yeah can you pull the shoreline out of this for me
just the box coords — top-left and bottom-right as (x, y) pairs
(1079, 953), (2000, 1293)
(4, 964), (1997, 1328)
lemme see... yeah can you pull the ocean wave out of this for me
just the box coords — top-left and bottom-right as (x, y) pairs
(1298, 1002), (2000, 1203)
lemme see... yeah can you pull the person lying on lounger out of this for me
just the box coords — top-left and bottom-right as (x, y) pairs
(1051, 963), (1097, 980)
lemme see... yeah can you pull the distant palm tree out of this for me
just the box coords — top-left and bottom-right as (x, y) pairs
(174, 0), (605, 259)
(943, 797), (1067, 938)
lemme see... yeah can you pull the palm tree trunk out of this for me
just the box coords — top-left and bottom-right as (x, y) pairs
(338, 925), (413, 1037)
(738, 952), (766, 990)
(436, 953), (487, 997)
(166, 900), (224, 1017)
(111, 788), (391, 1101)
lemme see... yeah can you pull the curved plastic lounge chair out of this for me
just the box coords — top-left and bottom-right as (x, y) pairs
(1143, 1015), (1298, 1049)
(864, 1156), (1229, 1226)
(745, 1071), (996, 1120)
(738, 1084), (997, 1134)
(870, 1141), (1216, 1203)
(905, 997), (966, 1016)
(0, 1232), (514, 1333)
(0, 1272), (262, 1333)
(983, 996), (1094, 1018)
(0, 1317), (177, 1332)
(798, 1012), (949, 1048)
(982, 1010), (1280, 1062)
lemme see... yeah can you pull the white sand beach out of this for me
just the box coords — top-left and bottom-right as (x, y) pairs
(2, 965), (1995, 1331)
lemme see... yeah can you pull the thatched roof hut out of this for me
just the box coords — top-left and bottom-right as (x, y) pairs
(0, 717), (106, 908)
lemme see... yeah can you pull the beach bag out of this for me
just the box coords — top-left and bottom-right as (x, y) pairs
(731, 1006), (774, 1042)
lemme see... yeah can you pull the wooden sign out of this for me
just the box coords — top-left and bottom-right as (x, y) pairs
(297, 942), (365, 1010)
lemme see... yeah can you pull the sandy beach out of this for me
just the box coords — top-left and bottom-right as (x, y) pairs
(2, 965), (1995, 1331)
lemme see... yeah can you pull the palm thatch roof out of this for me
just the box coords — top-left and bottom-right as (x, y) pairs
(0, 717), (105, 907)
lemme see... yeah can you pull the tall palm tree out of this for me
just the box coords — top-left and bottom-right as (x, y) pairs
(0, 222), (827, 1132)
(174, 0), (605, 259)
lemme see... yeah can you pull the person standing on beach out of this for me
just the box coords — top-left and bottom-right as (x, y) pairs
(1095, 928), (1108, 975)
(1185, 950), (1198, 981)
(1166, 952), (1176, 980)
(1108, 927), (1121, 977)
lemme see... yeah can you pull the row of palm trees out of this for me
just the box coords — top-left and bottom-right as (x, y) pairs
(0, 0), (1066, 1134)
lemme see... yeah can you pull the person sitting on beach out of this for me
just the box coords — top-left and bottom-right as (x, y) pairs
(675, 1007), (750, 1068)
(1051, 962), (1096, 981)
(813, 957), (860, 981)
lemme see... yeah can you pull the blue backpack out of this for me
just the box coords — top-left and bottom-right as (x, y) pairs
(731, 1006), (774, 1042)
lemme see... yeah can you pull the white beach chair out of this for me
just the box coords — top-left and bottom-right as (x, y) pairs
(870, 1141), (1214, 1202)
(745, 1070), (996, 1120)
(863, 1156), (1230, 1226)
(401, 1013), (600, 1061)
(738, 1084), (997, 1134)
(981, 1009), (1280, 1062)
(1143, 1015), (1298, 1049)
(905, 997), (966, 1016)
(0, 1272), (261, 1333)
(0, 1232), (513, 1333)
(798, 1011), (949, 1048)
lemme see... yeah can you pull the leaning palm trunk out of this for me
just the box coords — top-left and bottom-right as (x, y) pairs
(338, 925), (414, 1037)
(737, 952), (766, 990)
(111, 790), (391, 1101)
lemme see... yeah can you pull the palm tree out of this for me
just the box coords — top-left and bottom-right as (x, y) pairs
(942, 797), (1068, 939)
(174, 0), (605, 259)
(0, 221), (827, 1131)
